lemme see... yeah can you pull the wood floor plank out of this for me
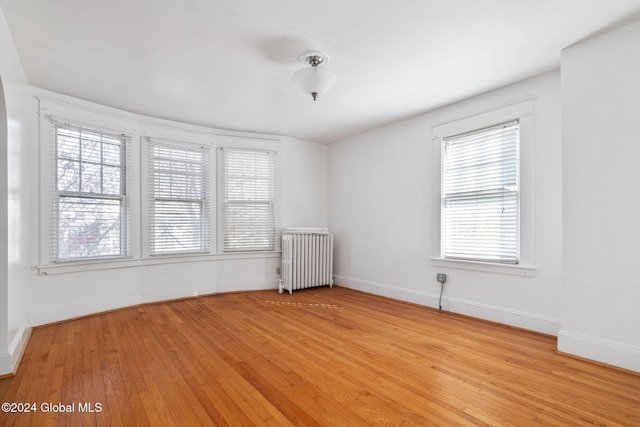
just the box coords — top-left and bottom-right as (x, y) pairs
(1, 286), (639, 426)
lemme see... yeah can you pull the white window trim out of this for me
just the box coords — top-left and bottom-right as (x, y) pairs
(430, 257), (535, 277)
(36, 251), (281, 276)
(145, 137), (212, 256)
(214, 135), (281, 253)
(217, 147), (277, 253)
(431, 99), (536, 276)
(53, 123), (132, 262)
(38, 98), (142, 266)
(37, 97), (283, 274)
(140, 126), (217, 258)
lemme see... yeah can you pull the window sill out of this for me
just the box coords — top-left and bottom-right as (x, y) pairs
(38, 251), (282, 276)
(430, 257), (536, 277)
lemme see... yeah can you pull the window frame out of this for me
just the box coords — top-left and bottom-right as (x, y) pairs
(441, 120), (520, 264)
(146, 138), (211, 256)
(219, 147), (276, 253)
(52, 122), (130, 262)
(37, 98), (282, 275)
(431, 100), (536, 276)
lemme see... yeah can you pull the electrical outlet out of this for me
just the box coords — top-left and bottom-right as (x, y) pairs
(276, 267), (281, 275)
(437, 273), (447, 284)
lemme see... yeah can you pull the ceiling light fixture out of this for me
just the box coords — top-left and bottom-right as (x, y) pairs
(292, 50), (337, 101)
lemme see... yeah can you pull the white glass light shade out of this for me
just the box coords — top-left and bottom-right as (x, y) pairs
(292, 66), (337, 100)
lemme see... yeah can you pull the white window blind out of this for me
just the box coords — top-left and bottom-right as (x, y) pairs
(221, 148), (275, 252)
(148, 139), (210, 255)
(442, 121), (520, 264)
(54, 123), (129, 261)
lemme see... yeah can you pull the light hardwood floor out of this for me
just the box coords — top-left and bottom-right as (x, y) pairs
(1, 286), (639, 426)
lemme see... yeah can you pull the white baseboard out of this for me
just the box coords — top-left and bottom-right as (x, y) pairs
(335, 274), (561, 335)
(29, 280), (278, 326)
(0, 323), (32, 375)
(141, 280), (277, 303)
(216, 279), (279, 293)
(140, 282), (218, 304)
(558, 330), (640, 373)
(30, 293), (141, 326)
(8, 323), (31, 374)
(0, 352), (10, 375)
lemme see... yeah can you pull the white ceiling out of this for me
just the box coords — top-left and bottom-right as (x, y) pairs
(2, 1), (640, 144)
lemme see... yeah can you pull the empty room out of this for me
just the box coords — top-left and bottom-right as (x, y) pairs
(1, 0), (639, 425)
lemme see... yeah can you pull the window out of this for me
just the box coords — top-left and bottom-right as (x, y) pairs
(40, 99), (284, 275)
(54, 124), (129, 261)
(148, 140), (210, 255)
(441, 121), (520, 264)
(221, 148), (275, 252)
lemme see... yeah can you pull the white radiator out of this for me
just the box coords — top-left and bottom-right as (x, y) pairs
(279, 228), (334, 294)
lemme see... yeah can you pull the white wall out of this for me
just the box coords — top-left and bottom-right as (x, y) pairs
(5, 83), (35, 372)
(278, 136), (328, 229)
(0, 8), (26, 85)
(0, 6), (32, 375)
(560, 20), (640, 372)
(329, 71), (563, 335)
(22, 91), (328, 327)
